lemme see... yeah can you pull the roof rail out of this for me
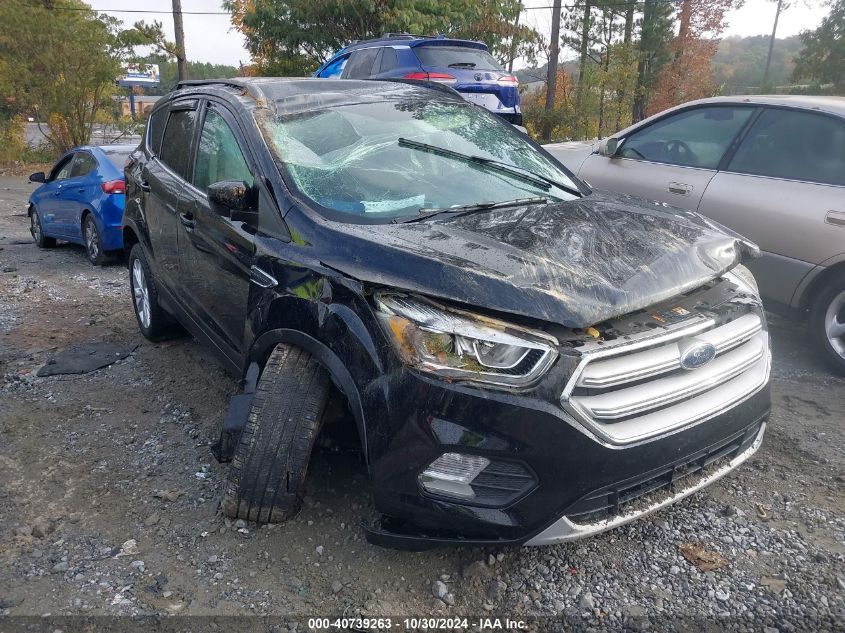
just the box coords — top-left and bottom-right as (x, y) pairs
(380, 32), (434, 40)
(175, 78), (265, 101)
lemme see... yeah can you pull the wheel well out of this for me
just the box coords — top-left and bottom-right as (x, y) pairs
(798, 261), (845, 314)
(122, 226), (139, 259)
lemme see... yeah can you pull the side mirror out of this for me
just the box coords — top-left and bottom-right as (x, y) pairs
(598, 137), (619, 157)
(207, 180), (258, 224)
(29, 171), (46, 183)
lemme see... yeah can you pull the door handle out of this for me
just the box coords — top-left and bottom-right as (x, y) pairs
(667, 182), (692, 195)
(78, 187), (85, 193)
(179, 212), (196, 229)
(249, 265), (278, 289)
(825, 211), (845, 227)
(139, 180), (151, 192)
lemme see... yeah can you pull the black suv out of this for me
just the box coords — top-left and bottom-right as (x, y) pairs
(124, 78), (771, 548)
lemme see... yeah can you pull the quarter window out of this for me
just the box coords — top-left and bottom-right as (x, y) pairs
(159, 108), (197, 180)
(728, 108), (845, 187)
(147, 108), (167, 155)
(620, 107), (753, 169)
(193, 108), (253, 192)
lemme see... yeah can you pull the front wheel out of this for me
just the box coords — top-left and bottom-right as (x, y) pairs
(83, 215), (107, 265)
(222, 344), (331, 524)
(30, 208), (56, 249)
(809, 273), (845, 376)
(128, 244), (171, 341)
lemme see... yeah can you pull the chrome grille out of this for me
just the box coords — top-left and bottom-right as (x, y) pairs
(562, 310), (770, 446)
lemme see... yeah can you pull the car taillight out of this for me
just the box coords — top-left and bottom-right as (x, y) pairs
(101, 180), (125, 194)
(403, 72), (457, 85)
(497, 75), (519, 86)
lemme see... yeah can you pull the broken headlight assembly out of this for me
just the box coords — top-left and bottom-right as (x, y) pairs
(375, 293), (558, 387)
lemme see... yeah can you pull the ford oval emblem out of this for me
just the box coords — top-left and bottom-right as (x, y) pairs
(678, 339), (717, 370)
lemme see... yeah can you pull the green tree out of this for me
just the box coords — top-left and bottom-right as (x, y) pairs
(0, 0), (157, 152)
(224, 0), (541, 75)
(792, 0), (845, 92)
(631, 0), (674, 122)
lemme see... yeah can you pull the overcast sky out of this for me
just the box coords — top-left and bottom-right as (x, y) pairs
(90, 0), (831, 69)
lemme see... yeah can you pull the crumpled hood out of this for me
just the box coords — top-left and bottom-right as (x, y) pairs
(314, 191), (750, 328)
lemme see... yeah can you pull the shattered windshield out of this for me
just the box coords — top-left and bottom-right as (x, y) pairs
(257, 99), (582, 222)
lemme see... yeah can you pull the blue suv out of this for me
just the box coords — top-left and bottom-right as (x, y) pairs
(314, 34), (522, 124)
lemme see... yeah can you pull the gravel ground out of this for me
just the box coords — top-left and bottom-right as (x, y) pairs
(1, 175), (843, 631)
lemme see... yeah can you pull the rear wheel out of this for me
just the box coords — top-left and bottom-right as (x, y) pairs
(128, 244), (171, 341)
(30, 207), (56, 248)
(83, 215), (107, 265)
(222, 344), (331, 523)
(809, 273), (845, 376)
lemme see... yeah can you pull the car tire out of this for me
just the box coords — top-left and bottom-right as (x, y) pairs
(83, 214), (108, 266)
(222, 344), (332, 524)
(809, 273), (845, 376)
(30, 207), (56, 249)
(128, 243), (171, 341)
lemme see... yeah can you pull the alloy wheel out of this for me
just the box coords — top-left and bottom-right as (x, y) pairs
(85, 219), (99, 261)
(132, 258), (151, 329)
(825, 289), (845, 360)
(31, 212), (41, 242)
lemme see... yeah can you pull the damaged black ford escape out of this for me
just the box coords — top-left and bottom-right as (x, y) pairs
(123, 78), (770, 548)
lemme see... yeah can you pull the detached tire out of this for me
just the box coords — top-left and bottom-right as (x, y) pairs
(809, 273), (845, 376)
(222, 344), (331, 523)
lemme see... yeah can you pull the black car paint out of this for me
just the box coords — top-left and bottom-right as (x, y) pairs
(123, 79), (769, 545)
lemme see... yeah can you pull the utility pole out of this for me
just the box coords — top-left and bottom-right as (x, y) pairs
(541, 0), (562, 142)
(508, 7), (521, 74)
(762, 0), (784, 90)
(172, 0), (188, 82)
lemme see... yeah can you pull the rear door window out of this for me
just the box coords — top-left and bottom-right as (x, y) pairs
(159, 107), (198, 180)
(414, 45), (502, 71)
(377, 47), (398, 74)
(343, 48), (379, 79)
(727, 108), (845, 187)
(619, 106), (753, 169)
(147, 108), (167, 155)
(193, 107), (254, 192)
(70, 152), (97, 178)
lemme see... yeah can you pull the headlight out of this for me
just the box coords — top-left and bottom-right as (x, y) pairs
(375, 293), (558, 387)
(725, 264), (760, 296)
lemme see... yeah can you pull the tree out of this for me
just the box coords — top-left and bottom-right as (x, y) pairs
(792, 0), (845, 92)
(632, 0), (674, 122)
(649, 0), (736, 114)
(0, 0), (149, 152)
(224, 0), (542, 75)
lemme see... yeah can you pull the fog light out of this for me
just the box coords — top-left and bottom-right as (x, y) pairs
(419, 453), (490, 500)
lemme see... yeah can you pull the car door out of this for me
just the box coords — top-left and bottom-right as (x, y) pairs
(578, 105), (756, 211)
(142, 100), (199, 293)
(179, 100), (255, 361)
(62, 151), (100, 239)
(698, 107), (845, 309)
(36, 154), (75, 233)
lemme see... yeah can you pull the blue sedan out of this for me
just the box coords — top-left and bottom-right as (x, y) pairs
(28, 144), (135, 265)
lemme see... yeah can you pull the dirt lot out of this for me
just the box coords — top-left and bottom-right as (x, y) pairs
(1, 175), (843, 630)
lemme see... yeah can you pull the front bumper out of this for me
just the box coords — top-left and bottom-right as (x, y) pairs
(362, 368), (770, 549)
(525, 421), (765, 545)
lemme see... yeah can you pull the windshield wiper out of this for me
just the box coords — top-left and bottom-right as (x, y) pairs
(398, 137), (582, 197)
(394, 197), (549, 224)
